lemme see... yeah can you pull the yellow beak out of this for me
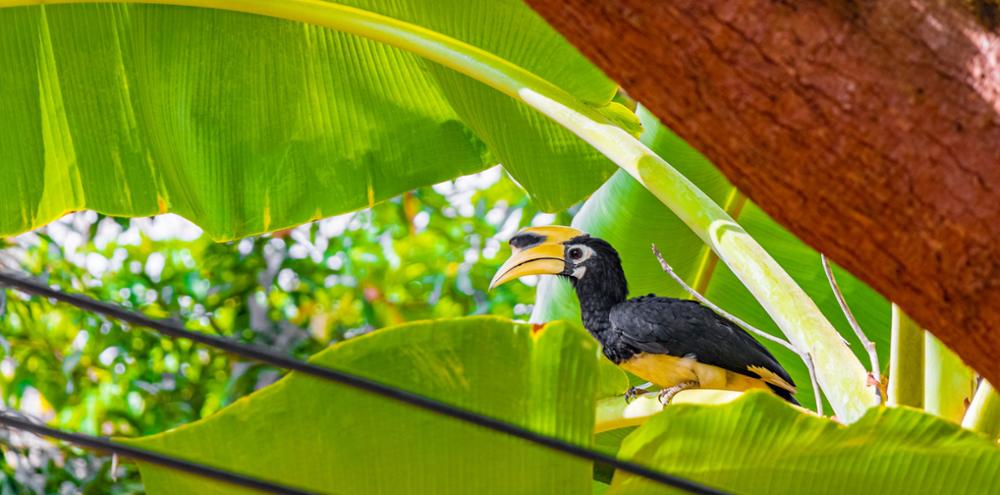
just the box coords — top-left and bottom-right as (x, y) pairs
(489, 226), (585, 290)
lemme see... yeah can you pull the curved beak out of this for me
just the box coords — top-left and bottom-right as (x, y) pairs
(489, 226), (584, 290)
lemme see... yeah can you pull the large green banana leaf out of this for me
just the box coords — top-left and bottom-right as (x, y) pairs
(608, 392), (1000, 494)
(122, 316), (600, 494)
(121, 315), (998, 495)
(0, 0), (616, 240)
(533, 111), (890, 409)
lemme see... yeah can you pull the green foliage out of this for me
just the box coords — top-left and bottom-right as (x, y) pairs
(118, 316), (1000, 495)
(609, 392), (1000, 494)
(124, 317), (599, 494)
(0, 434), (140, 495)
(0, 0), (615, 240)
(0, 171), (541, 492)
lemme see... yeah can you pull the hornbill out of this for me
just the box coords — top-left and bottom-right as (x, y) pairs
(489, 226), (798, 405)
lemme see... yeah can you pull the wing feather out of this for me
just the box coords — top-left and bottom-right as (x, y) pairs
(609, 296), (796, 391)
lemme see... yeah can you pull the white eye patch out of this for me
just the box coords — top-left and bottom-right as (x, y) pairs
(565, 244), (596, 280)
(566, 244), (596, 263)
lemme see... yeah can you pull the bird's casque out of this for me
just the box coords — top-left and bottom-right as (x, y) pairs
(490, 226), (798, 405)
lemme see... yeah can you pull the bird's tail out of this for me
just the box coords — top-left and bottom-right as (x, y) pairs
(767, 383), (801, 406)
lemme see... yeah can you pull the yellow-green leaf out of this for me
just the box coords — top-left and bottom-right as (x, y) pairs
(0, 0), (616, 239)
(610, 393), (1000, 494)
(121, 316), (600, 494)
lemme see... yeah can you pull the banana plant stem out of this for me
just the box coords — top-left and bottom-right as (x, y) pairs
(690, 190), (746, 296)
(963, 380), (1000, 440)
(925, 332), (974, 423)
(887, 304), (923, 408)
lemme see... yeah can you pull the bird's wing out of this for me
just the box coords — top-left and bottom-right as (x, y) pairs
(609, 296), (796, 392)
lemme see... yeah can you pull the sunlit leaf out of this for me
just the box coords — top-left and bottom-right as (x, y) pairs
(609, 392), (1000, 494)
(123, 316), (599, 494)
(0, 0), (616, 239)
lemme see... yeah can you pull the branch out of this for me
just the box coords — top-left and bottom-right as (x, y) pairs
(652, 244), (824, 416)
(822, 254), (882, 402)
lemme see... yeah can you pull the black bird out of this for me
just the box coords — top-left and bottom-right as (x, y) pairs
(490, 226), (798, 405)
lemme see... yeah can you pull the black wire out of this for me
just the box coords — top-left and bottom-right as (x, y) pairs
(0, 270), (727, 495)
(0, 410), (316, 495)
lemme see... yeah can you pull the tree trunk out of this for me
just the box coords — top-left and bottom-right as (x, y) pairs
(526, 0), (1000, 384)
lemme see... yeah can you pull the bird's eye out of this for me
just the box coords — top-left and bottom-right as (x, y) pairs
(568, 247), (583, 260)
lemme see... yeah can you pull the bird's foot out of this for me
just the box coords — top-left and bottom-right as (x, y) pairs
(657, 381), (699, 405)
(624, 382), (653, 404)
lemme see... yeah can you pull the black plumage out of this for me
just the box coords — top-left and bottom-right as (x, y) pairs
(609, 297), (798, 403)
(550, 233), (798, 404)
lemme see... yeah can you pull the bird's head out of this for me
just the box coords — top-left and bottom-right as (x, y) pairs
(489, 226), (624, 291)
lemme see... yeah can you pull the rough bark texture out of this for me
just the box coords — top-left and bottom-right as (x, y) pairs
(527, 0), (1000, 383)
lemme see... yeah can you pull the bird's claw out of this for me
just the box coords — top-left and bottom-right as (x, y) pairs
(624, 386), (649, 404)
(657, 381), (698, 405)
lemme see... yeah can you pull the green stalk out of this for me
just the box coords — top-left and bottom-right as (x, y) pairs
(924, 333), (975, 423)
(690, 189), (747, 296)
(962, 381), (1000, 440)
(2, 0), (877, 421)
(887, 304), (924, 408)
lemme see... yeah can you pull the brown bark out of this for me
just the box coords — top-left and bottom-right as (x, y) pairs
(527, 0), (1000, 383)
